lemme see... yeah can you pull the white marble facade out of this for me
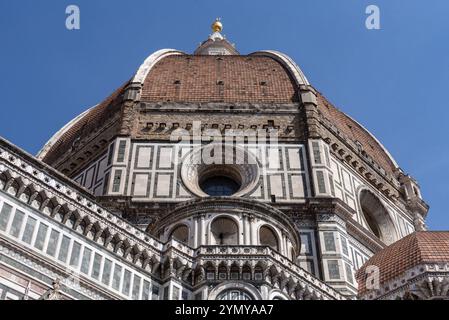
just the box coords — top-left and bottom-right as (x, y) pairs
(308, 139), (414, 239)
(102, 138), (310, 203)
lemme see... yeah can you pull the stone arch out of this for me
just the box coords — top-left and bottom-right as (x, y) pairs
(208, 282), (262, 300)
(358, 188), (398, 244)
(18, 186), (32, 203)
(78, 217), (89, 235)
(193, 265), (206, 284)
(218, 261), (228, 279)
(254, 261), (266, 280)
(204, 261), (216, 281)
(230, 263), (240, 280)
(242, 263), (252, 280)
(42, 197), (59, 216)
(66, 211), (78, 229)
(54, 204), (69, 222)
(7, 178), (20, 196)
(31, 192), (44, 210)
(291, 246), (297, 261)
(269, 289), (290, 300)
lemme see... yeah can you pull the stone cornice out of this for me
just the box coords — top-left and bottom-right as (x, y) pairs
(319, 119), (401, 196)
(53, 114), (121, 176)
(138, 102), (302, 114)
(194, 245), (344, 300)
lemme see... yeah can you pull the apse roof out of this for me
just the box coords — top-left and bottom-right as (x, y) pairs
(356, 231), (449, 295)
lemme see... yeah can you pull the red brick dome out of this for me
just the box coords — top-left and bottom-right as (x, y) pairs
(37, 48), (400, 179)
(141, 54), (299, 104)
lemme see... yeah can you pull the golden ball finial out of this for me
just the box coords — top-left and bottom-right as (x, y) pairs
(212, 18), (223, 33)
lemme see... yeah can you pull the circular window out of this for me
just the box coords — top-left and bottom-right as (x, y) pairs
(181, 144), (260, 198)
(200, 176), (241, 196)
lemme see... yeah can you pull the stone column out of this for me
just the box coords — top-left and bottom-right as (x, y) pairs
(243, 214), (250, 245)
(281, 232), (288, 256)
(192, 216), (198, 248)
(199, 214), (206, 246)
(249, 215), (257, 245)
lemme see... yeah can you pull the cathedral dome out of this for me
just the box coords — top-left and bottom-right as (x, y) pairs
(3, 19), (438, 302)
(37, 24), (399, 181)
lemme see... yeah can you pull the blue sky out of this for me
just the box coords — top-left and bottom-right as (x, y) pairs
(0, 0), (448, 229)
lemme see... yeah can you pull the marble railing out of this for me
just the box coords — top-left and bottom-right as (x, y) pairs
(194, 245), (344, 300)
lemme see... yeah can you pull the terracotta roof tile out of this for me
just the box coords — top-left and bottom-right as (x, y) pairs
(316, 92), (397, 176)
(356, 232), (449, 295)
(41, 81), (128, 164)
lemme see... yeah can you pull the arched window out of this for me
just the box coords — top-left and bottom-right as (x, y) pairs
(217, 290), (253, 300)
(169, 225), (189, 244)
(254, 265), (264, 281)
(242, 265), (252, 280)
(259, 226), (279, 251)
(206, 264), (215, 280)
(211, 217), (238, 245)
(359, 190), (397, 244)
(218, 265), (227, 280)
(230, 265), (240, 280)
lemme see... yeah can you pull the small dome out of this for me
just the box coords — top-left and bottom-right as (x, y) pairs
(356, 231), (449, 296)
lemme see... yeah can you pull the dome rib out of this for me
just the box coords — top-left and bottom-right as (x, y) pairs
(38, 80), (129, 164)
(37, 105), (96, 160)
(250, 50), (310, 87)
(38, 49), (184, 165)
(132, 49), (185, 84)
